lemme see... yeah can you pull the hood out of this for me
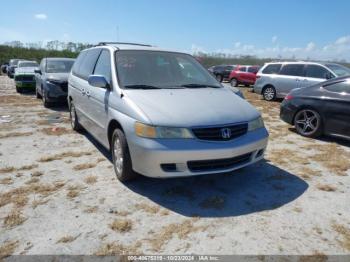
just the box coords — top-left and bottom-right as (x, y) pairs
(45, 73), (69, 82)
(124, 87), (260, 127)
(15, 67), (37, 75)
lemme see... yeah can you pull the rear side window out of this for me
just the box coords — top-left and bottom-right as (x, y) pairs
(279, 64), (304, 76)
(262, 64), (281, 74)
(238, 67), (247, 72)
(94, 50), (111, 84)
(324, 81), (350, 94)
(79, 49), (102, 80)
(305, 65), (329, 79)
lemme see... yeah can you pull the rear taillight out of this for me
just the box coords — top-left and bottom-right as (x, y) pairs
(284, 94), (294, 101)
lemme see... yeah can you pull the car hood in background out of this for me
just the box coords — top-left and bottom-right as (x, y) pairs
(45, 73), (70, 82)
(124, 87), (260, 127)
(15, 67), (37, 75)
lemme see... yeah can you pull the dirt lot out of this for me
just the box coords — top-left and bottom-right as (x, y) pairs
(0, 75), (349, 257)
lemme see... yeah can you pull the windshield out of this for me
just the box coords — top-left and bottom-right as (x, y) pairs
(115, 51), (221, 89)
(10, 60), (21, 66)
(326, 64), (350, 77)
(18, 62), (38, 68)
(46, 60), (75, 73)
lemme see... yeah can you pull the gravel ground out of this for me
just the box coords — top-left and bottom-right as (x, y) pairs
(0, 75), (349, 257)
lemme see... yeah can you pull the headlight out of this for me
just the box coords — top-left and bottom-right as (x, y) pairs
(135, 122), (193, 139)
(248, 117), (264, 131)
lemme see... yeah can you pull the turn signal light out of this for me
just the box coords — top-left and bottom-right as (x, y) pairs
(285, 94), (294, 101)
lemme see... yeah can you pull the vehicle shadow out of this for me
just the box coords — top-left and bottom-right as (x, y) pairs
(288, 127), (350, 147)
(124, 160), (308, 218)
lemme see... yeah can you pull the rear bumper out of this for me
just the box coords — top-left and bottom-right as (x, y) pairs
(280, 101), (296, 125)
(128, 127), (269, 178)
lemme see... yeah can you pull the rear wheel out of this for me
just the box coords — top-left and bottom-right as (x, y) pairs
(70, 102), (82, 131)
(111, 129), (138, 182)
(294, 109), (322, 138)
(230, 78), (238, 87)
(262, 86), (276, 101)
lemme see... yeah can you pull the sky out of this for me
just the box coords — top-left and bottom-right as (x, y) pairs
(1, 0), (350, 61)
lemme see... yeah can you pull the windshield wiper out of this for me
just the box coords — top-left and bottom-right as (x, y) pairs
(124, 84), (161, 89)
(180, 84), (221, 88)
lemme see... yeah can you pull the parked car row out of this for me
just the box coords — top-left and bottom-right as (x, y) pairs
(208, 64), (260, 87)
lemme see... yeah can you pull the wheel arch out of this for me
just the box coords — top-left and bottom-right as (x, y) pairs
(107, 119), (125, 147)
(262, 84), (275, 94)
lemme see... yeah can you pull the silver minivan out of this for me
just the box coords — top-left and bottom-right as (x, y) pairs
(254, 61), (350, 101)
(68, 43), (269, 181)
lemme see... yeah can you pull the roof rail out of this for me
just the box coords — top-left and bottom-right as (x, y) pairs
(96, 42), (152, 47)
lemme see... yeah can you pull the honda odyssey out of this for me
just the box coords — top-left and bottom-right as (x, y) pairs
(68, 42), (269, 181)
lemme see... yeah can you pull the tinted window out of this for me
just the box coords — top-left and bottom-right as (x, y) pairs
(324, 81), (350, 94)
(262, 64), (281, 74)
(238, 67), (247, 72)
(79, 49), (101, 79)
(72, 51), (87, 76)
(279, 64), (304, 76)
(94, 50), (111, 84)
(46, 60), (74, 73)
(248, 66), (259, 73)
(225, 65), (234, 71)
(305, 65), (330, 79)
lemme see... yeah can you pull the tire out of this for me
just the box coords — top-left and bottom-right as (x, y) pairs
(215, 74), (223, 82)
(111, 129), (138, 182)
(16, 86), (22, 93)
(294, 109), (323, 138)
(42, 89), (51, 108)
(230, 78), (238, 87)
(262, 85), (276, 101)
(35, 87), (42, 99)
(70, 102), (82, 131)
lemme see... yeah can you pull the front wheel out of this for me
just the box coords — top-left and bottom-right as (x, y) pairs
(42, 89), (51, 108)
(294, 109), (322, 138)
(111, 129), (138, 182)
(230, 78), (238, 87)
(215, 74), (223, 82)
(263, 86), (276, 101)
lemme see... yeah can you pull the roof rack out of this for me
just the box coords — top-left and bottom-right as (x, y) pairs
(96, 42), (152, 47)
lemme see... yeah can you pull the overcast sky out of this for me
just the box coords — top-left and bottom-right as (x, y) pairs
(1, 0), (350, 60)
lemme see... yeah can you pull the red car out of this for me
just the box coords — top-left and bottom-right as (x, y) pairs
(228, 65), (260, 87)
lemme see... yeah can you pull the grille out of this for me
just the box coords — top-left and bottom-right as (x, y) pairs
(15, 75), (34, 81)
(192, 123), (248, 141)
(187, 152), (252, 172)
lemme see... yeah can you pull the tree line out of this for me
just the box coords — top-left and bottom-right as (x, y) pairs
(1, 41), (349, 68)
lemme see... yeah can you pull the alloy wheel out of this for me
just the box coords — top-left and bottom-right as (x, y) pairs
(263, 87), (275, 101)
(70, 104), (76, 129)
(295, 109), (320, 136)
(230, 79), (238, 87)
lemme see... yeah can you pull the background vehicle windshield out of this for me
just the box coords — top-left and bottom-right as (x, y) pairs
(326, 64), (350, 77)
(115, 51), (221, 88)
(10, 59), (20, 66)
(18, 62), (38, 68)
(46, 60), (74, 73)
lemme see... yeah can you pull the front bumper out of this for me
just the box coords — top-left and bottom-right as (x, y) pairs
(128, 127), (269, 178)
(15, 81), (36, 89)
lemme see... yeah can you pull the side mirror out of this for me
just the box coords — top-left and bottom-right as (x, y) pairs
(88, 75), (110, 89)
(34, 69), (41, 74)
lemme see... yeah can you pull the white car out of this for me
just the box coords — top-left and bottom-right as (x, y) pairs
(254, 61), (350, 101)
